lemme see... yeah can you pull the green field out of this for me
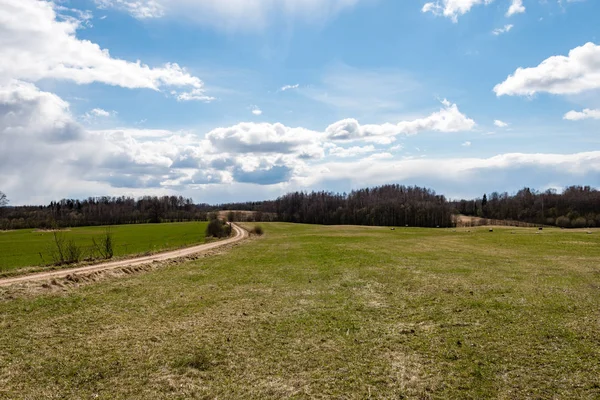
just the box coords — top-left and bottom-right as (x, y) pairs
(0, 222), (209, 273)
(1, 223), (600, 398)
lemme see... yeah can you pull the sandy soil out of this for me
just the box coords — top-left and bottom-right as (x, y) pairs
(0, 223), (248, 287)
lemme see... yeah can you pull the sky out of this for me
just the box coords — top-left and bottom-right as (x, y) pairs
(1, 0), (599, 205)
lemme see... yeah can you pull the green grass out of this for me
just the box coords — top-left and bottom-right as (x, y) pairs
(1, 223), (600, 399)
(0, 222), (209, 272)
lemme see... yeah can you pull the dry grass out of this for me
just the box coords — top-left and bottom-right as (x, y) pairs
(1, 223), (599, 399)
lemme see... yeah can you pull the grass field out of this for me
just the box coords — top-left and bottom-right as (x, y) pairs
(1, 223), (600, 398)
(0, 222), (209, 273)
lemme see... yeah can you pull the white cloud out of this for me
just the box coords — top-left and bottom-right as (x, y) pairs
(251, 107), (263, 116)
(90, 108), (111, 117)
(82, 107), (117, 123)
(9, 81), (592, 205)
(0, 0), (210, 100)
(506, 0), (525, 16)
(324, 100), (475, 141)
(300, 151), (600, 194)
(95, 0), (164, 18)
(280, 84), (300, 91)
(176, 89), (215, 102)
(422, 0), (493, 22)
(494, 42), (600, 96)
(205, 122), (320, 155)
(362, 152), (393, 161)
(492, 24), (513, 35)
(327, 144), (375, 158)
(563, 108), (600, 121)
(0, 80), (83, 143)
(94, 0), (362, 29)
(462, 141), (472, 147)
(494, 119), (509, 127)
(2, 84), (599, 204)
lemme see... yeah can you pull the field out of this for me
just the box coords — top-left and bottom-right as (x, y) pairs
(0, 222), (209, 273)
(1, 223), (600, 398)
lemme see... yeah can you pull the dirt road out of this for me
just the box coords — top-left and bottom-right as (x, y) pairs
(0, 223), (248, 287)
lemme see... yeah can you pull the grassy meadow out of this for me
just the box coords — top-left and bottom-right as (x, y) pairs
(0, 222), (209, 273)
(1, 223), (600, 398)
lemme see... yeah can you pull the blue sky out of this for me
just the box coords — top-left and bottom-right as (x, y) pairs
(1, 0), (599, 205)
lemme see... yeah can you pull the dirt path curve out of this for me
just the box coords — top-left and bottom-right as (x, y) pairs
(0, 223), (248, 287)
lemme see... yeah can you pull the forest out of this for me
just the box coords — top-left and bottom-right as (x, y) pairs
(0, 195), (208, 230)
(264, 185), (453, 227)
(453, 186), (600, 228)
(1, 185), (599, 230)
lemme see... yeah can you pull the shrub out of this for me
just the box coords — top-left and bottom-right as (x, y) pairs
(206, 219), (231, 238)
(556, 216), (571, 228)
(49, 231), (83, 265)
(251, 225), (264, 236)
(223, 223), (232, 237)
(572, 217), (587, 229)
(65, 240), (82, 263)
(92, 228), (114, 259)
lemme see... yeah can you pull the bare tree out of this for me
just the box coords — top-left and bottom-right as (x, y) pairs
(0, 191), (7, 207)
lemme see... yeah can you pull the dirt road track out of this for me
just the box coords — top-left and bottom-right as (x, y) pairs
(0, 223), (248, 287)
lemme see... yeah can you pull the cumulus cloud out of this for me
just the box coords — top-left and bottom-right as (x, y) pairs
(506, 0), (525, 16)
(0, 80), (83, 143)
(205, 122), (321, 156)
(0, 81), (87, 203)
(0, 87), (481, 203)
(301, 151), (600, 194)
(494, 119), (509, 127)
(2, 85), (599, 204)
(90, 108), (112, 117)
(251, 107), (263, 116)
(494, 42), (600, 96)
(492, 24), (513, 35)
(422, 0), (493, 22)
(82, 107), (117, 123)
(0, 0), (210, 100)
(6, 79), (593, 205)
(324, 100), (475, 141)
(94, 0), (362, 29)
(563, 108), (600, 120)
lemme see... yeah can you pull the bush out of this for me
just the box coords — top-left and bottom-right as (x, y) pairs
(206, 219), (231, 238)
(65, 240), (82, 263)
(556, 216), (571, 228)
(572, 217), (587, 229)
(49, 231), (83, 265)
(250, 225), (264, 236)
(92, 228), (114, 259)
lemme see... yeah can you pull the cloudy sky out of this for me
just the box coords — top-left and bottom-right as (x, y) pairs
(1, 0), (599, 205)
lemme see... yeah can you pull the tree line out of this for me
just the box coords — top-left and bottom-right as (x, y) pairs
(219, 185), (454, 228)
(1, 185), (599, 230)
(452, 186), (600, 228)
(0, 195), (208, 230)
